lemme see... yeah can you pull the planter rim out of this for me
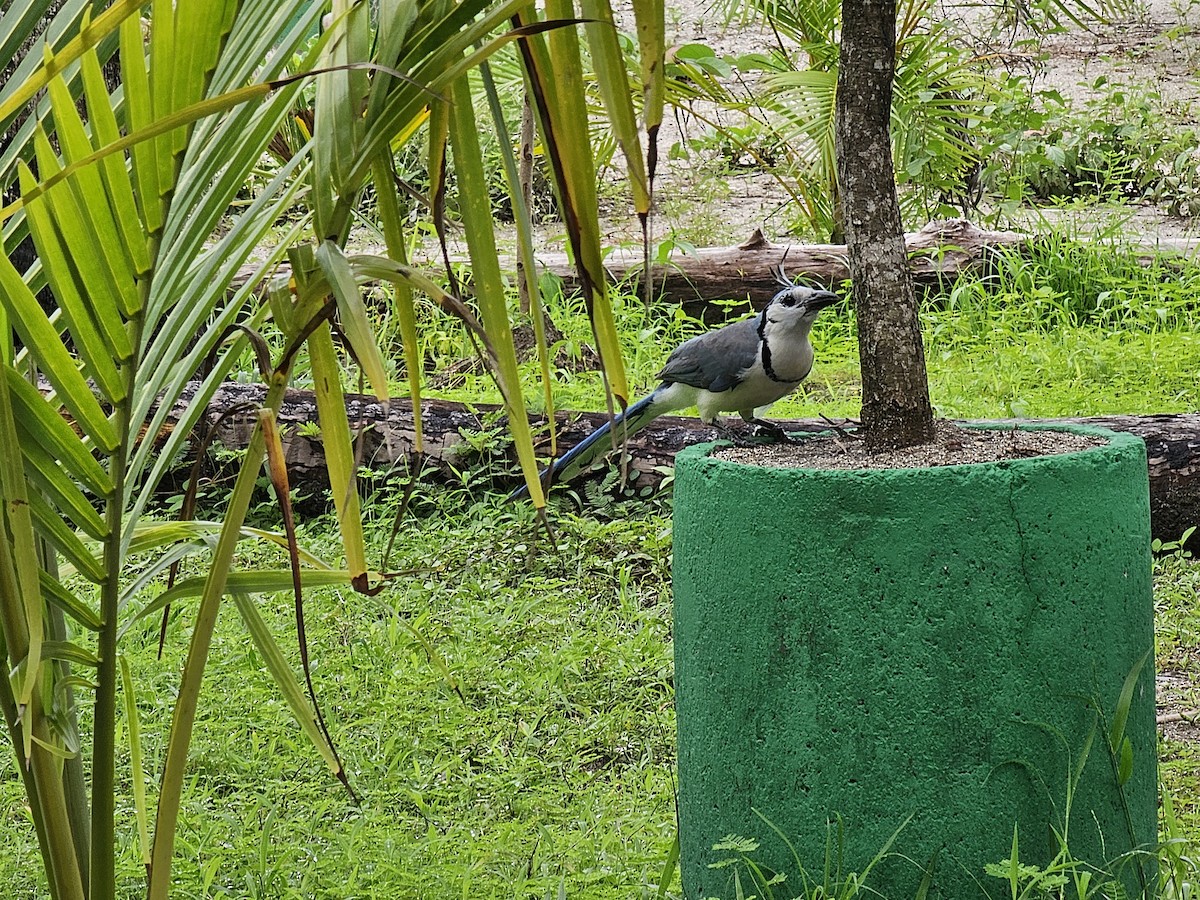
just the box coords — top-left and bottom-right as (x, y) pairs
(679, 422), (1140, 476)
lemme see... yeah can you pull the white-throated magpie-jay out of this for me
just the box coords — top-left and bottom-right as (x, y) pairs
(512, 283), (841, 499)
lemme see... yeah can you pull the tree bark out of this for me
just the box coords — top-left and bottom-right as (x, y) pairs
(835, 2), (935, 450)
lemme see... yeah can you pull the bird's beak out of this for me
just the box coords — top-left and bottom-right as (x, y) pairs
(805, 290), (840, 311)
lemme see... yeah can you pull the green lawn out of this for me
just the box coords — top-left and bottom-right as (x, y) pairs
(2, 506), (680, 899)
(3, 241), (1199, 898)
(3, 494), (1198, 898)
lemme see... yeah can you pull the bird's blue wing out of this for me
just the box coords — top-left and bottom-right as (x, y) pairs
(656, 316), (760, 392)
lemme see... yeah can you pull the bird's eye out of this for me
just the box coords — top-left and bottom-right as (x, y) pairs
(780, 294), (797, 307)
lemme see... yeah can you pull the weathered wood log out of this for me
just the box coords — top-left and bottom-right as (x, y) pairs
(1020, 413), (1200, 546)
(229, 219), (1029, 322)
(183, 383), (1200, 545)
(229, 221), (1200, 324)
(522, 218), (1030, 320)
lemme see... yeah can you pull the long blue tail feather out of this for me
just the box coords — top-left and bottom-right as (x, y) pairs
(508, 392), (660, 501)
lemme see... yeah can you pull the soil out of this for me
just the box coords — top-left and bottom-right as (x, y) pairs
(1158, 668), (1200, 743)
(604, 0), (1200, 248)
(714, 420), (1105, 469)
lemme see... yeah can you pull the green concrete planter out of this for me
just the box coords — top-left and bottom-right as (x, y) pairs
(672, 426), (1156, 900)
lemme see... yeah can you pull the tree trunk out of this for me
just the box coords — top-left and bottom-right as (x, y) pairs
(835, 2), (935, 450)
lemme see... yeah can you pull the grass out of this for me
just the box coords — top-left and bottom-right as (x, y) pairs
(410, 236), (1200, 427)
(3, 490), (1197, 898)
(3, 233), (1200, 898)
(1155, 548), (1200, 844)
(2, 500), (679, 899)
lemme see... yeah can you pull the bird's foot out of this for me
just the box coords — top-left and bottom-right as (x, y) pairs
(713, 419), (805, 446)
(747, 418), (801, 444)
(711, 420), (766, 447)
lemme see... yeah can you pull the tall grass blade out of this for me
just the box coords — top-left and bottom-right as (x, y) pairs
(312, 0), (370, 238)
(477, 60), (558, 460)
(315, 239), (391, 404)
(915, 845), (940, 900)
(581, 0), (650, 215)
(147, 381), (281, 899)
(582, 0), (654, 306)
(633, 0), (665, 182)
(371, 154), (425, 453)
(509, 8), (632, 494)
(1005, 824), (1021, 900)
(307, 319), (373, 591)
(1109, 648), (1151, 760)
(258, 410), (357, 800)
(656, 833), (681, 899)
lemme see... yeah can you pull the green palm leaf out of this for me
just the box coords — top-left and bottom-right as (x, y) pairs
(0, 244), (117, 451)
(2, 0), (661, 895)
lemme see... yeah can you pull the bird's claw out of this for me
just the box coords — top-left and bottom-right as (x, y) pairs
(711, 421), (771, 447)
(723, 432), (766, 448)
(740, 418), (802, 445)
(754, 421), (798, 443)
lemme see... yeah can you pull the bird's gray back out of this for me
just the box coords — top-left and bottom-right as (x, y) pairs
(656, 316), (760, 392)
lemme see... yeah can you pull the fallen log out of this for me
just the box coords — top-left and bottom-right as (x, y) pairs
(539, 219), (1029, 320)
(183, 384), (1200, 545)
(229, 219), (1028, 323)
(229, 220), (1199, 323)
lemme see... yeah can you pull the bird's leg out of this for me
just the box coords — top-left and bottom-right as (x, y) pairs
(742, 417), (804, 444)
(709, 418), (766, 447)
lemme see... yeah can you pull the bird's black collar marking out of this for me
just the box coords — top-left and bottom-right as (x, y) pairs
(761, 337), (791, 384)
(758, 308), (797, 385)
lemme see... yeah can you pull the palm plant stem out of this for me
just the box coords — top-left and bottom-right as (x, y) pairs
(45, 596), (90, 889)
(0, 652), (68, 900)
(92, 400), (129, 898)
(0, 364), (86, 899)
(35, 737), (85, 900)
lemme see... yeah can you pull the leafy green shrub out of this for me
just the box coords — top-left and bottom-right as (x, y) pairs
(935, 232), (1200, 335)
(1150, 145), (1200, 218)
(980, 76), (1200, 214)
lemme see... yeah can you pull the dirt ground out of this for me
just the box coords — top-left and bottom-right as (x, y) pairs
(613, 0), (1200, 248)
